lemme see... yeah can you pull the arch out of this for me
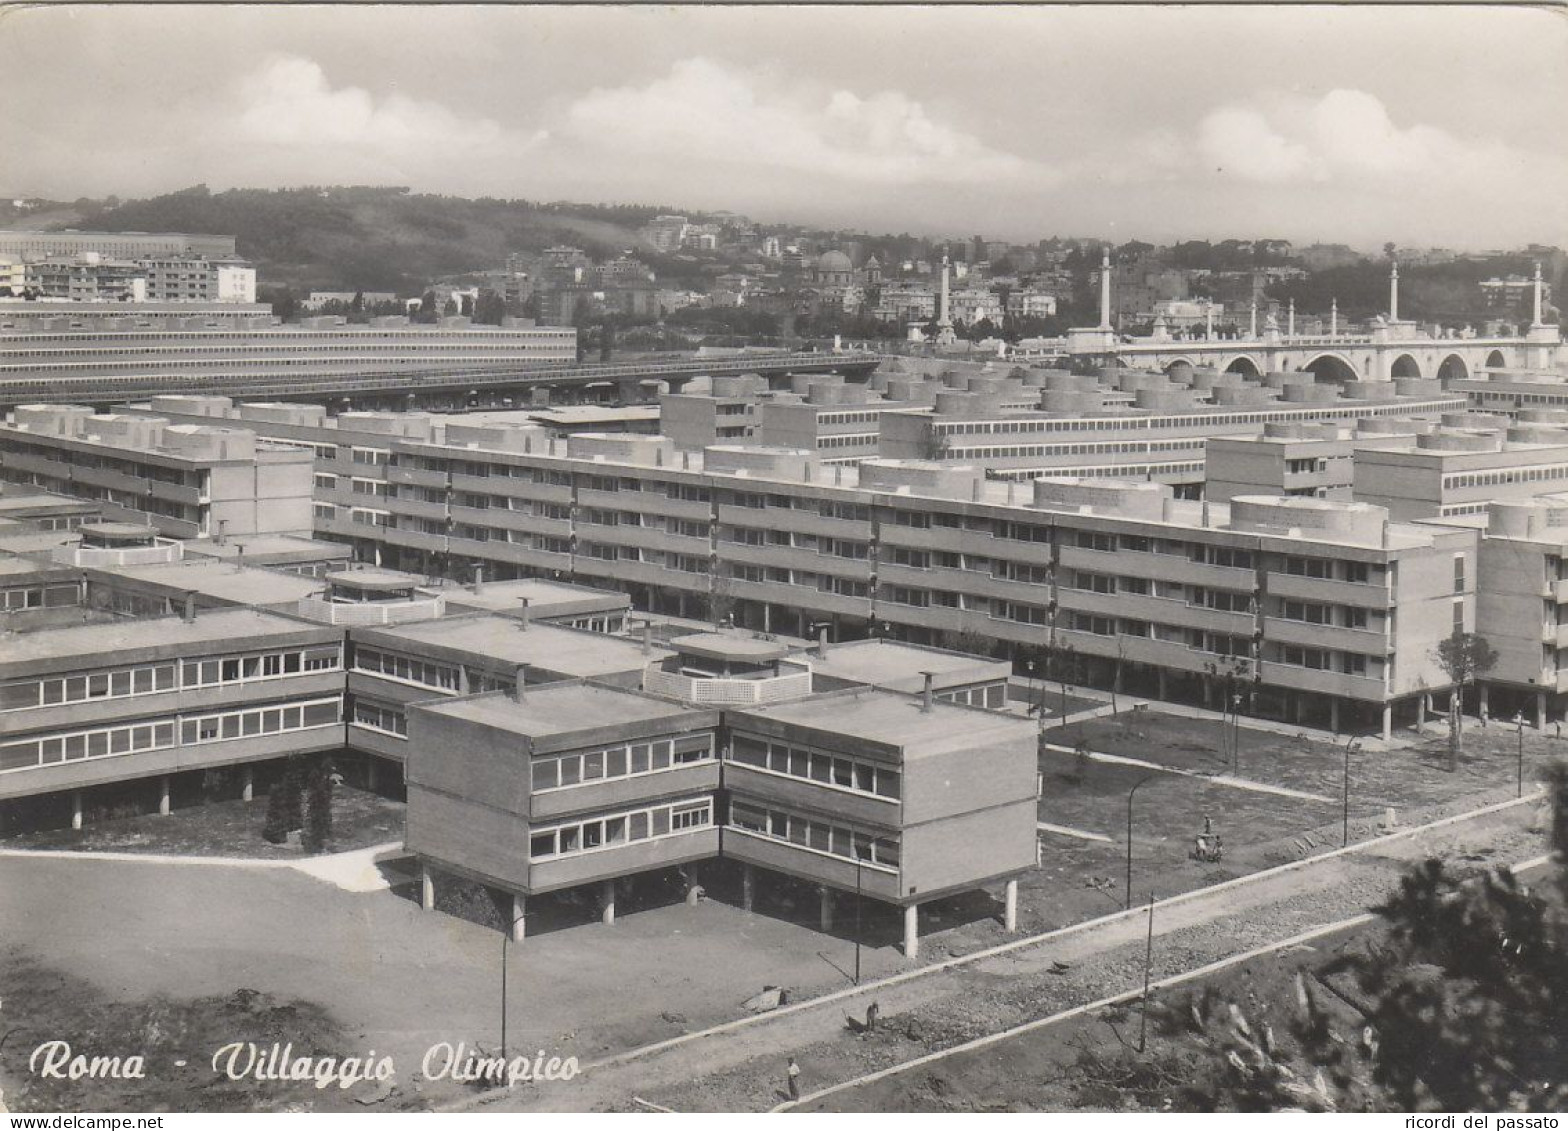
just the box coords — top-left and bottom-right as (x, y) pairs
(1302, 353), (1358, 384)
(1162, 357), (1197, 375)
(1485, 349), (1507, 369)
(1222, 354), (1261, 378)
(1390, 353), (1422, 379)
(1436, 353), (1469, 382)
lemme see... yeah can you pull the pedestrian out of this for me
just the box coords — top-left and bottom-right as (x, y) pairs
(865, 1001), (880, 1032)
(786, 1057), (801, 1101)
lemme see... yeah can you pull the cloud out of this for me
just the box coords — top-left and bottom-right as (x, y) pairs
(1197, 107), (1311, 181)
(1191, 87), (1549, 187)
(557, 57), (1046, 186)
(235, 55), (544, 168)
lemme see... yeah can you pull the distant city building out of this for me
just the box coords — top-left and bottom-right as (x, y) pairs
(0, 230), (237, 261)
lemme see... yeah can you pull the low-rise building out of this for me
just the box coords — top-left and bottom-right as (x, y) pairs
(0, 607), (344, 831)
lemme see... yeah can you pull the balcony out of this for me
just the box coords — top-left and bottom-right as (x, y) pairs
(642, 664), (813, 706)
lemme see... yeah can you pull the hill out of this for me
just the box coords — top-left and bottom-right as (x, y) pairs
(58, 186), (677, 295)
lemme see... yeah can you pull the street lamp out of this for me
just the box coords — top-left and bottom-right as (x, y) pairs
(1126, 773), (1159, 910)
(853, 835), (883, 986)
(1342, 735), (1362, 847)
(1514, 712), (1525, 797)
(501, 909), (526, 1063)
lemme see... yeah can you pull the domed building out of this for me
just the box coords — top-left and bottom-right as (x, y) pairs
(813, 250), (855, 287)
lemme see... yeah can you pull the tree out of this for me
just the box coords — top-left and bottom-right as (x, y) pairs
(1182, 762), (1568, 1112)
(302, 762), (335, 853)
(280, 754), (306, 833)
(261, 778), (290, 844)
(1432, 631), (1498, 771)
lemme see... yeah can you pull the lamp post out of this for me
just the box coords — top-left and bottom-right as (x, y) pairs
(853, 836), (883, 986)
(1342, 735), (1361, 847)
(501, 909), (525, 1063)
(1126, 773), (1158, 910)
(1514, 712), (1525, 797)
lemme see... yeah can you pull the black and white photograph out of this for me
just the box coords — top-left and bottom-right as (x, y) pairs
(0, 2), (1565, 1119)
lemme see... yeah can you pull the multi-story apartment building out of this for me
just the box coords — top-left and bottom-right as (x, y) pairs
(0, 303), (275, 332)
(98, 399), (1479, 739)
(660, 380), (763, 449)
(881, 384), (1468, 488)
(0, 321), (578, 397)
(25, 257), (146, 302)
(0, 405), (315, 538)
(0, 607), (344, 833)
(1352, 420), (1568, 520)
(139, 257), (256, 304)
(346, 611), (671, 780)
(0, 231), (236, 261)
(405, 629), (1038, 956)
(1206, 423), (1374, 503)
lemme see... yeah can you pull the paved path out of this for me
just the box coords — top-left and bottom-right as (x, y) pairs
(0, 840), (408, 892)
(1041, 742), (1335, 803)
(478, 792), (1542, 1112)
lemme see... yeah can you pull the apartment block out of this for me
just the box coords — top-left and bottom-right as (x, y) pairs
(0, 405), (315, 538)
(0, 607), (344, 828)
(405, 626), (1038, 955)
(1352, 417), (1568, 520)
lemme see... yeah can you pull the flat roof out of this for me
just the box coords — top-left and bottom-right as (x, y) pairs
(733, 688), (1034, 760)
(100, 560), (324, 605)
(0, 557), (52, 578)
(0, 493), (98, 515)
(671, 632), (792, 664)
(418, 682), (698, 738)
(441, 577), (629, 615)
(180, 534), (349, 562)
(359, 616), (672, 676)
(803, 639), (1006, 692)
(326, 567), (425, 590)
(0, 607), (325, 667)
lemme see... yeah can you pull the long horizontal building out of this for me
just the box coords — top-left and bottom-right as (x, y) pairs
(0, 318), (579, 405)
(89, 397), (1487, 738)
(0, 607), (344, 831)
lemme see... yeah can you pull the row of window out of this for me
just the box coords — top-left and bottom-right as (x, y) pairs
(727, 736), (901, 799)
(1, 583), (80, 611)
(0, 697), (342, 774)
(528, 798), (713, 859)
(529, 734), (714, 791)
(728, 802), (901, 868)
(0, 647), (340, 712)
(352, 647), (460, 692)
(932, 399), (1464, 437)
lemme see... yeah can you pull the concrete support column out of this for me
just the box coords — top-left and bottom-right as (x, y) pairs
(1156, 668), (1168, 701)
(511, 893), (526, 943)
(241, 767), (254, 803)
(1479, 684), (1490, 723)
(1536, 691), (1547, 730)
(1329, 699), (1341, 735)
(601, 880), (617, 926)
(818, 886), (834, 933)
(1003, 879), (1019, 933)
(741, 864), (755, 913)
(366, 757), (378, 793)
(685, 864), (702, 906)
(71, 790), (83, 831)
(1381, 704), (1393, 743)
(1417, 695), (1427, 729)
(158, 775), (171, 817)
(903, 903), (920, 960)
(420, 863), (436, 912)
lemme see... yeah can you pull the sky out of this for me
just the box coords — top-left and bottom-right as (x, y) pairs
(2, 4), (1566, 250)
